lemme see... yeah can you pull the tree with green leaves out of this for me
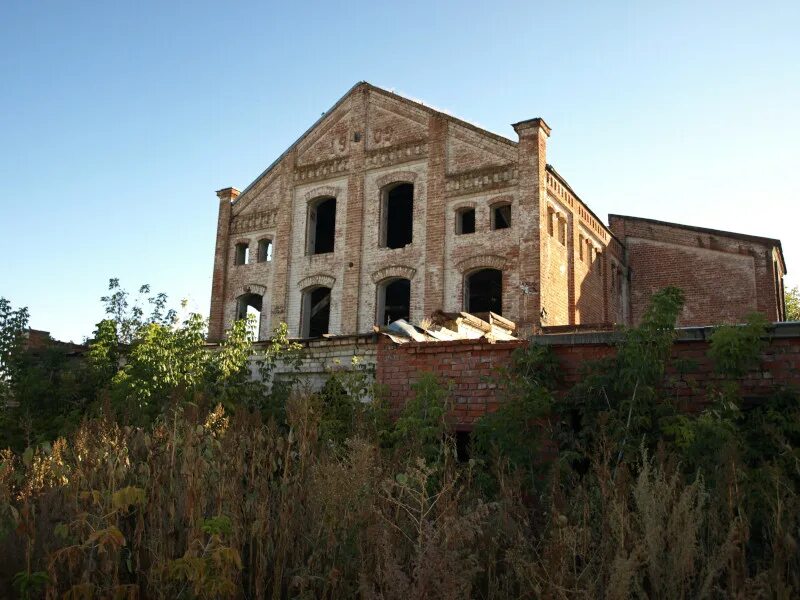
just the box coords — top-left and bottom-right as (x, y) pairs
(0, 298), (29, 407)
(786, 285), (800, 321)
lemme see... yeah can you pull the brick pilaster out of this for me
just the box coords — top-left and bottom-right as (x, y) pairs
(423, 114), (447, 317)
(208, 187), (239, 341)
(269, 153), (296, 331)
(340, 86), (368, 334)
(512, 118), (550, 336)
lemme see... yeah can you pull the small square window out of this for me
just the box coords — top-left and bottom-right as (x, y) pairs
(234, 243), (249, 266)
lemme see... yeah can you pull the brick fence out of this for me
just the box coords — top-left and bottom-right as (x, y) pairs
(377, 323), (800, 427)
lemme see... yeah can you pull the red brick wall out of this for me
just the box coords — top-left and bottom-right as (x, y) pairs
(609, 215), (785, 327)
(377, 326), (800, 426)
(377, 336), (526, 425)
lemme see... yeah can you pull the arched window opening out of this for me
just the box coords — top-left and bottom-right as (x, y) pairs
(234, 242), (249, 265)
(491, 203), (511, 230)
(257, 238), (273, 263)
(236, 293), (263, 339)
(465, 268), (503, 315)
(301, 286), (332, 337)
(455, 207), (475, 235)
(376, 278), (411, 325)
(307, 197), (336, 255)
(381, 183), (414, 249)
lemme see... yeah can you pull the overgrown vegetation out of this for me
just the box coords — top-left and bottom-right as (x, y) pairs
(786, 285), (800, 321)
(0, 283), (798, 597)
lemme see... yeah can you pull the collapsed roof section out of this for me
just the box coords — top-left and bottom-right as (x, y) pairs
(375, 310), (516, 344)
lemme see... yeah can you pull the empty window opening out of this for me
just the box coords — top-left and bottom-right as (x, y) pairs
(455, 430), (472, 463)
(307, 197), (336, 255)
(547, 207), (555, 236)
(456, 207), (475, 235)
(301, 286), (331, 338)
(257, 238), (273, 263)
(234, 243), (249, 266)
(236, 293), (262, 339)
(377, 278), (411, 325)
(492, 203), (511, 230)
(465, 268), (503, 315)
(578, 235), (585, 261)
(381, 183), (414, 249)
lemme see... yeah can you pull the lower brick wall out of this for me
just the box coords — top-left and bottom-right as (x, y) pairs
(377, 323), (800, 427)
(376, 337), (526, 426)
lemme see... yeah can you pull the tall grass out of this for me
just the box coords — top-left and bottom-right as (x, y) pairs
(1, 386), (797, 598)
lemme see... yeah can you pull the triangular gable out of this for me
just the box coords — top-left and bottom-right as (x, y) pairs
(230, 82), (519, 211)
(366, 92), (429, 150)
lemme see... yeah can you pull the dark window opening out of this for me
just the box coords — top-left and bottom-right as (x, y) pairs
(308, 197), (336, 255)
(377, 278), (411, 325)
(455, 430), (472, 463)
(492, 204), (511, 230)
(382, 183), (414, 249)
(456, 208), (475, 235)
(257, 239), (273, 263)
(234, 243), (249, 265)
(302, 286), (331, 337)
(465, 268), (503, 315)
(236, 293), (263, 339)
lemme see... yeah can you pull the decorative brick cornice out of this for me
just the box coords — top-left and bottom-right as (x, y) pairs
(546, 170), (610, 244)
(293, 157), (349, 184)
(216, 187), (241, 202)
(297, 273), (336, 290)
(375, 170), (419, 189)
(370, 265), (417, 284)
(303, 185), (340, 203)
(366, 139), (428, 170)
(445, 164), (518, 197)
(456, 254), (507, 274)
(511, 117), (551, 137)
(230, 209), (278, 234)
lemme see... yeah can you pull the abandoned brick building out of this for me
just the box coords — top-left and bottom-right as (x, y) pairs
(208, 82), (788, 342)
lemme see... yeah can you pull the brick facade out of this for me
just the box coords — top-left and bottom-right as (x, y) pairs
(208, 82), (787, 342)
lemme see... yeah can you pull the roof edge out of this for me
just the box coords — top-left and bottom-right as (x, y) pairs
(231, 81), (519, 207)
(233, 81), (368, 202)
(609, 213), (787, 274)
(545, 164), (624, 248)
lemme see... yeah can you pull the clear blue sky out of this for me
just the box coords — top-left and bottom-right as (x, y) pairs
(1, 0), (798, 342)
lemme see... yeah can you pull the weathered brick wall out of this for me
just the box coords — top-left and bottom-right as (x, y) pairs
(211, 83), (562, 340)
(609, 214), (786, 327)
(208, 82), (784, 344)
(377, 324), (800, 426)
(254, 333), (378, 393)
(376, 336), (526, 424)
